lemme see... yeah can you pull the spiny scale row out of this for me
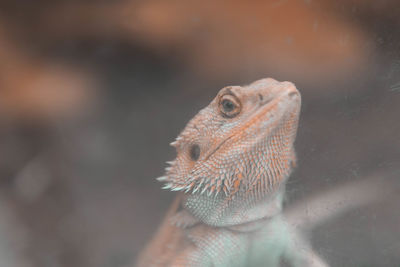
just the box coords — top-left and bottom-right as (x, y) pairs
(156, 175), (230, 197)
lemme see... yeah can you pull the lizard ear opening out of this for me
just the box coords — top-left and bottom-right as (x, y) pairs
(190, 144), (200, 161)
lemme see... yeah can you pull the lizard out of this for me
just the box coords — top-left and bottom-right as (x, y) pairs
(136, 78), (328, 267)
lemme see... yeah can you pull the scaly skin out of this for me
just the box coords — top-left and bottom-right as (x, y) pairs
(137, 78), (327, 267)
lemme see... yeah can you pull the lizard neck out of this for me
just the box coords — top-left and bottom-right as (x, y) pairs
(227, 189), (285, 232)
(182, 183), (286, 227)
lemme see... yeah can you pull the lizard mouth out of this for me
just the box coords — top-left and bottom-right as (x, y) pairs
(204, 135), (234, 161)
(247, 85), (300, 131)
(205, 86), (300, 161)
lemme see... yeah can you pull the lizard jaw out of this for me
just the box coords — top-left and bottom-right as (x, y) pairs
(159, 79), (301, 198)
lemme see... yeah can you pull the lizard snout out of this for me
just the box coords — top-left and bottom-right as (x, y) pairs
(279, 81), (300, 100)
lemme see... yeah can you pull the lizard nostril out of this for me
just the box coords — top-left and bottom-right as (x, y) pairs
(288, 91), (298, 98)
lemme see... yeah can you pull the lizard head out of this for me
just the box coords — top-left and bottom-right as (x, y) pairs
(159, 78), (301, 199)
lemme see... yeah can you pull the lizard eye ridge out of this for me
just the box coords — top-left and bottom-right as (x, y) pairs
(219, 94), (241, 118)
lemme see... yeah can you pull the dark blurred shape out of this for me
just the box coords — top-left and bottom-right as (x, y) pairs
(1, 0), (372, 85)
(0, 26), (97, 122)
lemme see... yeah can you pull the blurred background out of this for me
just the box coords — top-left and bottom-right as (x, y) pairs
(0, 0), (399, 266)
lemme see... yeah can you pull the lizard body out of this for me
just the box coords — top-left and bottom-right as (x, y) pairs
(137, 78), (327, 267)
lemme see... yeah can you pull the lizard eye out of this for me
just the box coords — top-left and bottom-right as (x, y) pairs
(190, 144), (200, 161)
(219, 94), (241, 118)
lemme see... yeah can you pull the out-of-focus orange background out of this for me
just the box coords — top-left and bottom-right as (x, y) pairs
(0, 1), (399, 266)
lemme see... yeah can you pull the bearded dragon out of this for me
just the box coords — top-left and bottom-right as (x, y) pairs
(136, 78), (328, 267)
